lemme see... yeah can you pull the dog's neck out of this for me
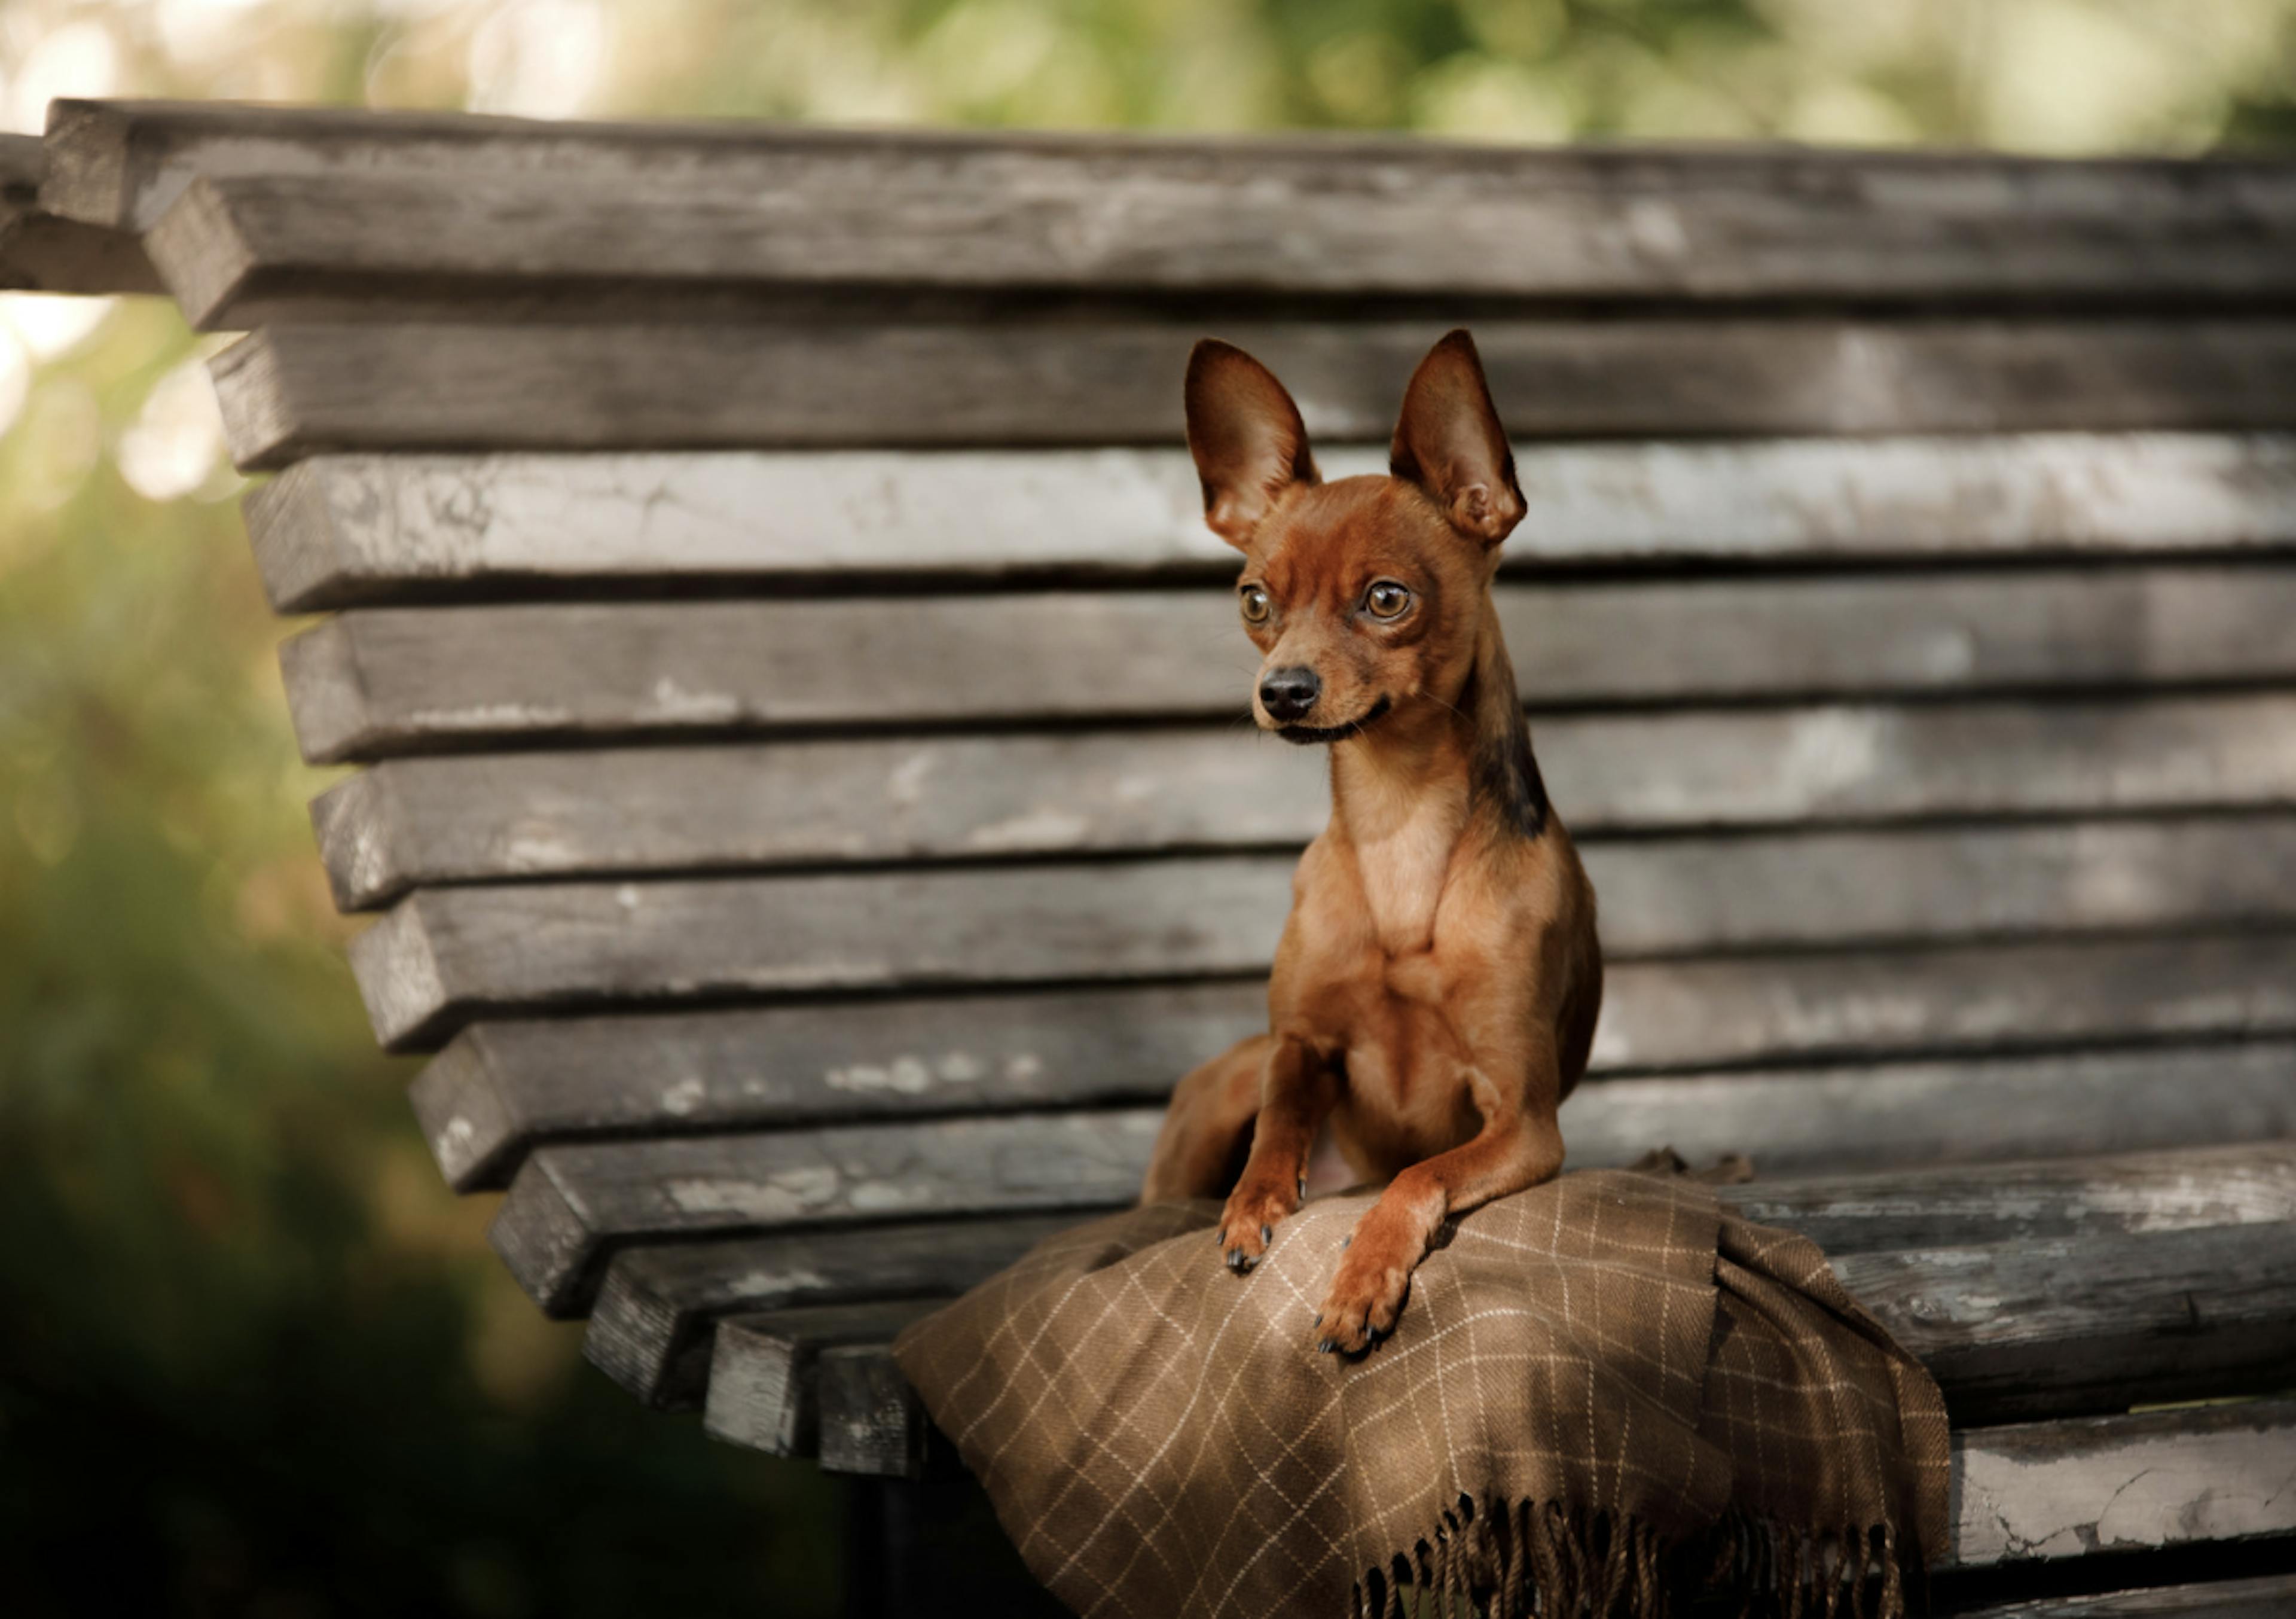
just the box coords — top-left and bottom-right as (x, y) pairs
(1327, 602), (1547, 954)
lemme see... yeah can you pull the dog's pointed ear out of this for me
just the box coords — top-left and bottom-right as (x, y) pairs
(1184, 339), (1318, 550)
(1390, 329), (1525, 547)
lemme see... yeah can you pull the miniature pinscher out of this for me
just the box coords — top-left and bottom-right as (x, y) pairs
(1141, 330), (1603, 1355)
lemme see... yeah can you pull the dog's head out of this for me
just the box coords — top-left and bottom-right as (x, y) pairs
(1183, 329), (1525, 743)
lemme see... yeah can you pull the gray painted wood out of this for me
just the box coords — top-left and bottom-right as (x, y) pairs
(1587, 933), (2296, 1076)
(36, 101), (2296, 306)
(814, 1345), (930, 1478)
(584, 1212), (1077, 1405)
(318, 693), (2296, 908)
(351, 819), (2296, 1049)
(1953, 1572), (2296, 1617)
(494, 1110), (1165, 1314)
(1723, 1143), (2296, 1259)
(701, 1300), (935, 1458)
(701, 1155), (2295, 1460)
(279, 567), (2296, 765)
(412, 939), (2296, 1190)
(1949, 1404), (2296, 1572)
(0, 132), (157, 294)
(410, 938), (2296, 1189)
(207, 319), (2296, 470)
(414, 983), (1268, 1191)
(1842, 1222), (2296, 1423)
(589, 1145), (2296, 1414)
(1562, 1041), (2296, 1185)
(243, 436), (2296, 613)
(810, 1290), (2296, 1481)
(499, 1118), (2292, 1319)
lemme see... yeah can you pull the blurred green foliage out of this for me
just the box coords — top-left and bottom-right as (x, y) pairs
(4, 1), (2294, 1614)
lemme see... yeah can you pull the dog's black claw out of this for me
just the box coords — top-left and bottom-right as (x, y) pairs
(1296, 1176), (1307, 1199)
(1341, 1236), (1351, 1249)
(1259, 1224), (1272, 1246)
(1224, 1248), (1254, 1275)
(1312, 1313), (1323, 1327)
(1317, 1339), (1338, 1354)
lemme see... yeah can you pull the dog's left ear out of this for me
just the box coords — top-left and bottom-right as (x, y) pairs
(1390, 329), (1525, 547)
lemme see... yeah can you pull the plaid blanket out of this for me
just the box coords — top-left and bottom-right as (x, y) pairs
(894, 1169), (1947, 1618)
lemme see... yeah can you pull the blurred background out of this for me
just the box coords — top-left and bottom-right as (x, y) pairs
(4, 2), (2295, 1614)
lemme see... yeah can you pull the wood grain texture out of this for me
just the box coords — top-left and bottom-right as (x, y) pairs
(1949, 1403), (2296, 1571)
(814, 1345), (930, 1478)
(207, 319), (2296, 470)
(316, 693), (2296, 908)
(1951, 1572), (2296, 1617)
(243, 435), (2296, 612)
(1721, 1142), (2296, 1258)
(1842, 1222), (2296, 1422)
(350, 820), (2296, 1049)
(409, 934), (2296, 1188)
(809, 1310), (2296, 1488)
(0, 131), (157, 294)
(497, 1118), (2293, 1319)
(493, 1110), (1165, 1313)
(701, 1300), (935, 1458)
(36, 100), (2294, 305)
(413, 983), (1268, 1191)
(279, 567), (2296, 765)
(584, 1212), (1079, 1404)
(1562, 1041), (2296, 1185)
(585, 1147), (2296, 1413)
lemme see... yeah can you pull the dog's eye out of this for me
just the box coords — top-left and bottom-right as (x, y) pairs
(1239, 585), (1272, 625)
(1364, 581), (1413, 619)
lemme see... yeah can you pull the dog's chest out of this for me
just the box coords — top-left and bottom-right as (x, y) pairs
(1352, 810), (1460, 957)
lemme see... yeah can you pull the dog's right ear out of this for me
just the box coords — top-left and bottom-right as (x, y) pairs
(1184, 339), (1318, 550)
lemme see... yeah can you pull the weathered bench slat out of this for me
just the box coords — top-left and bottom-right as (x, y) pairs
(702, 1301), (938, 1459)
(1844, 1222), (2296, 1422)
(209, 320), (2296, 469)
(807, 1256), (2296, 1469)
(279, 568), (2296, 764)
(351, 821), (2296, 1049)
(495, 1111), (1166, 1312)
(245, 436), (2296, 612)
(51, 100), (2296, 300)
(808, 1370), (2296, 1575)
(500, 1123), (2295, 1317)
(792, 1248), (2296, 1454)
(583, 1212), (1082, 1405)
(0, 133), (158, 294)
(414, 945), (2296, 1188)
(585, 1146), (2296, 1408)
(319, 693), (2296, 908)
(417, 982), (1266, 1190)
(126, 141), (2296, 327)
(1955, 1572), (2296, 1617)
(1947, 1405), (2296, 1580)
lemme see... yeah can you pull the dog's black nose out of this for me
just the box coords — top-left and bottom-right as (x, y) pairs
(1259, 666), (1321, 722)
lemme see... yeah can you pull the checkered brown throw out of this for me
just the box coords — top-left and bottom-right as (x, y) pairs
(894, 1169), (1947, 1618)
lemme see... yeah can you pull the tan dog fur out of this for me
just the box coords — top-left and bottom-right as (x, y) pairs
(1140, 330), (1603, 1355)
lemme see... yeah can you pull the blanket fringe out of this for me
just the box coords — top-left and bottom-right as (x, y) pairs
(1347, 1496), (1921, 1619)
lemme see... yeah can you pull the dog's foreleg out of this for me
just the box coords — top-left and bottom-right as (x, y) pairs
(1312, 1057), (1564, 1353)
(1214, 1035), (1338, 1274)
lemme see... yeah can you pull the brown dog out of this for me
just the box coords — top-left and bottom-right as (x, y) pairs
(1141, 329), (1602, 1355)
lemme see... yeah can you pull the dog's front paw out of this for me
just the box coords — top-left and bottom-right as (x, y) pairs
(1215, 1176), (1299, 1275)
(1312, 1239), (1415, 1355)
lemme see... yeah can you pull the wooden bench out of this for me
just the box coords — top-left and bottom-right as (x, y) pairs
(26, 100), (2296, 1615)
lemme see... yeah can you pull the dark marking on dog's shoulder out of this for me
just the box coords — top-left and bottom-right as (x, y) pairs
(1467, 661), (1549, 840)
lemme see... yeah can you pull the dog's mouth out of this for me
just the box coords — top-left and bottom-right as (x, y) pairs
(1275, 695), (1393, 746)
